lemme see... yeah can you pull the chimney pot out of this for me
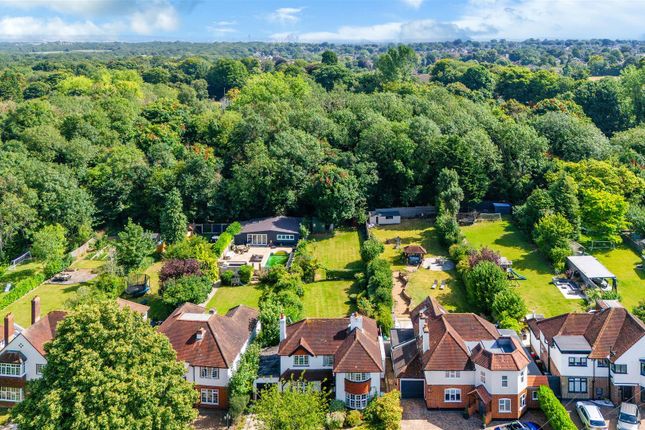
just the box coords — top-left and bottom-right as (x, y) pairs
(4, 313), (14, 344)
(349, 313), (363, 332)
(279, 313), (287, 342)
(422, 325), (429, 353)
(31, 296), (41, 325)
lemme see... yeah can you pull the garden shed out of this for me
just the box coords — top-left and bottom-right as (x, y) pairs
(403, 245), (427, 265)
(566, 255), (617, 291)
(369, 210), (401, 225)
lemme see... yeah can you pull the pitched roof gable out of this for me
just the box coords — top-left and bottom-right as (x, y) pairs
(334, 328), (383, 373)
(21, 311), (67, 355)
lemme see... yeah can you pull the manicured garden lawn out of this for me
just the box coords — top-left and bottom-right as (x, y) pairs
(406, 269), (467, 312)
(0, 261), (43, 285)
(371, 219), (446, 270)
(310, 229), (362, 274)
(3, 283), (82, 327)
(70, 258), (106, 271)
(206, 284), (263, 314)
(462, 219), (584, 317)
(144, 261), (164, 295)
(302, 280), (357, 318)
(592, 245), (644, 310)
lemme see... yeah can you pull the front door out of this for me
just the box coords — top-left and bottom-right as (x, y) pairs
(247, 234), (268, 245)
(621, 386), (633, 402)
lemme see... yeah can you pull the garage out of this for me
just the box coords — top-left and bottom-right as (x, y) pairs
(400, 379), (425, 399)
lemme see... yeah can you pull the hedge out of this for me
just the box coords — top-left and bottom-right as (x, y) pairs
(213, 222), (242, 258)
(0, 274), (46, 311)
(538, 385), (577, 430)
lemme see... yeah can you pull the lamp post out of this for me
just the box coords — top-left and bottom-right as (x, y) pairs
(224, 412), (231, 429)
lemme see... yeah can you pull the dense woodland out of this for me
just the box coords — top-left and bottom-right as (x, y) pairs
(0, 41), (644, 264)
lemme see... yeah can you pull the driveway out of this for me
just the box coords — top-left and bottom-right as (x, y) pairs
(401, 400), (548, 430)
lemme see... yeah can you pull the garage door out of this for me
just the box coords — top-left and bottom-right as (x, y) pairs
(400, 380), (424, 399)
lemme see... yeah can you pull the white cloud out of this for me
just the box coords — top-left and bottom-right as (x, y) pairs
(267, 7), (303, 24)
(400, 0), (424, 9)
(271, 0), (645, 42)
(0, 0), (180, 40)
(208, 20), (237, 34)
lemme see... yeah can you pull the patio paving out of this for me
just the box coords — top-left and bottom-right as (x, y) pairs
(219, 246), (292, 270)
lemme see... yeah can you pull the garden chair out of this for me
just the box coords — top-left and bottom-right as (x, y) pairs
(439, 280), (446, 290)
(431, 280), (437, 289)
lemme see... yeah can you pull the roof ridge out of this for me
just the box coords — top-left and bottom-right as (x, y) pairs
(354, 329), (383, 371)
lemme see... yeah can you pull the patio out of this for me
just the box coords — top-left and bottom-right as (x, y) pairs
(219, 246), (293, 270)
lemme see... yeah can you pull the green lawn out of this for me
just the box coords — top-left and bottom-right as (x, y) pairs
(371, 219), (447, 270)
(310, 229), (362, 274)
(206, 284), (263, 314)
(406, 269), (467, 312)
(302, 280), (357, 317)
(462, 219), (584, 317)
(592, 245), (644, 310)
(3, 282), (82, 327)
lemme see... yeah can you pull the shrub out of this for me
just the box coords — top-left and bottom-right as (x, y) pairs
(356, 296), (375, 317)
(225, 222), (242, 236)
(538, 385), (577, 430)
(491, 287), (527, 327)
(448, 243), (471, 263)
(328, 400), (346, 413)
(344, 410), (363, 427)
(228, 343), (260, 419)
(165, 236), (218, 281)
(161, 275), (212, 306)
(229, 393), (250, 421)
(220, 270), (234, 286)
(467, 247), (501, 269)
(0, 274), (45, 311)
(360, 238), (384, 263)
(94, 273), (125, 299)
(363, 390), (402, 430)
(238, 265), (253, 284)
(159, 259), (202, 282)
(325, 411), (345, 430)
(464, 261), (509, 315)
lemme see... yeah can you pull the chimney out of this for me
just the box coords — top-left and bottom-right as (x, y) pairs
(422, 325), (429, 353)
(195, 327), (205, 341)
(4, 313), (14, 344)
(349, 312), (363, 332)
(279, 313), (287, 341)
(418, 315), (426, 338)
(31, 296), (41, 325)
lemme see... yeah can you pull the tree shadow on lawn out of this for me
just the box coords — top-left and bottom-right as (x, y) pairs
(0, 268), (39, 284)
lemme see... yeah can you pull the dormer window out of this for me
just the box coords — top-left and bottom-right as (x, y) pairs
(195, 328), (205, 341)
(293, 355), (309, 367)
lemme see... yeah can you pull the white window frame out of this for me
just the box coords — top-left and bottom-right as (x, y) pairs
(200, 388), (219, 405)
(499, 398), (512, 413)
(346, 372), (370, 383)
(445, 370), (460, 379)
(520, 393), (526, 408)
(520, 369), (525, 383)
(568, 356), (587, 367)
(0, 363), (23, 377)
(444, 388), (461, 403)
(480, 371), (486, 383)
(199, 367), (219, 379)
(0, 386), (22, 402)
(293, 355), (309, 367)
(276, 234), (295, 241)
(247, 234), (268, 245)
(501, 375), (508, 387)
(322, 355), (334, 367)
(568, 377), (587, 393)
(345, 393), (368, 409)
(35, 364), (45, 375)
(531, 391), (539, 401)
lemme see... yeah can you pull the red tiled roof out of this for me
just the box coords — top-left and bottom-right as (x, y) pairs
(468, 385), (492, 404)
(116, 298), (150, 316)
(278, 316), (383, 373)
(21, 311), (67, 356)
(469, 337), (530, 371)
(158, 303), (258, 368)
(403, 245), (427, 255)
(529, 307), (644, 361)
(422, 317), (472, 371)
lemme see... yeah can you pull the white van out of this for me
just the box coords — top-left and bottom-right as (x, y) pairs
(617, 402), (641, 430)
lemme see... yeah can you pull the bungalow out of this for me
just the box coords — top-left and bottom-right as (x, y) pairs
(278, 313), (386, 410)
(158, 303), (260, 408)
(526, 300), (644, 404)
(234, 216), (301, 247)
(390, 297), (546, 425)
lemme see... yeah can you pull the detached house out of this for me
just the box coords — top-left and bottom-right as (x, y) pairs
(159, 303), (260, 409)
(278, 313), (386, 410)
(391, 297), (546, 425)
(526, 300), (645, 404)
(0, 297), (66, 407)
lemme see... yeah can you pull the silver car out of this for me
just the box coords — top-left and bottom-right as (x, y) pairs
(617, 402), (641, 430)
(575, 402), (608, 430)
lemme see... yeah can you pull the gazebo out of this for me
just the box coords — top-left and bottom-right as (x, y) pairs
(403, 245), (427, 265)
(566, 255), (617, 291)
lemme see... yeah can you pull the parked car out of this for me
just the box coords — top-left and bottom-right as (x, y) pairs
(617, 402), (641, 430)
(493, 421), (539, 430)
(575, 402), (609, 430)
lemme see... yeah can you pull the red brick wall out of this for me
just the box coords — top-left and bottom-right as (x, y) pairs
(490, 391), (527, 421)
(425, 384), (474, 409)
(195, 385), (228, 409)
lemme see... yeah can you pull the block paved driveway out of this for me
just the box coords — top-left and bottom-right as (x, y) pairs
(401, 400), (548, 430)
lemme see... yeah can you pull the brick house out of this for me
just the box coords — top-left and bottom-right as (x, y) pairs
(391, 297), (546, 425)
(158, 303), (259, 409)
(278, 313), (386, 410)
(526, 300), (644, 404)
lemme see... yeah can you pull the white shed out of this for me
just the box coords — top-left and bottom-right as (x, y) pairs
(369, 210), (401, 226)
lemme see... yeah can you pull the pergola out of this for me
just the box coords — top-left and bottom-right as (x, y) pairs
(566, 255), (617, 291)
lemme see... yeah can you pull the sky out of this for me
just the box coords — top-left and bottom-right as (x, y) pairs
(0, 0), (643, 43)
